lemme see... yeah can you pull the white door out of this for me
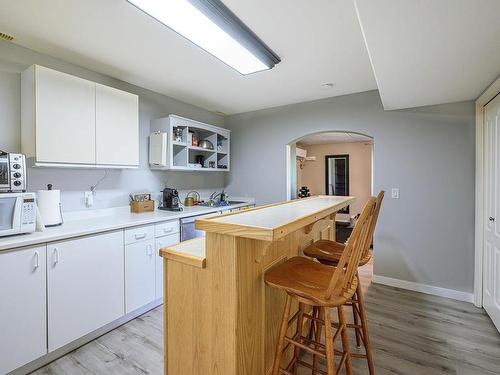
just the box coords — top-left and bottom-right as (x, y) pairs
(484, 93), (500, 331)
(95, 83), (139, 167)
(0, 246), (47, 374)
(125, 239), (156, 313)
(155, 233), (180, 300)
(35, 65), (96, 165)
(47, 231), (124, 351)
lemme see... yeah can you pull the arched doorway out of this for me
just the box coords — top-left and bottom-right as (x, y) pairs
(286, 130), (375, 277)
(287, 131), (374, 201)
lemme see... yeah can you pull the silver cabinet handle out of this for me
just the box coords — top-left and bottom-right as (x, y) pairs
(34, 251), (40, 269)
(163, 227), (174, 233)
(146, 244), (154, 256)
(135, 233), (147, 240)
(53, 248), (59, 265)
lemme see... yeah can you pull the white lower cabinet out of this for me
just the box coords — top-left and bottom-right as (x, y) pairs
(47, 231), (125, 352)
(1, 219), (183, 374)
(155, 232), (180, 300)
(125, 239), (156, 313)
(0, 245), (47, 374)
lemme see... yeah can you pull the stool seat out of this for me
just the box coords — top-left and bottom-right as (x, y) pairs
(265, 256), (358, 306)
(303, 239), (373, 267)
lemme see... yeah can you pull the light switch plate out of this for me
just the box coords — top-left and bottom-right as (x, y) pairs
(391, 188), (400, 199)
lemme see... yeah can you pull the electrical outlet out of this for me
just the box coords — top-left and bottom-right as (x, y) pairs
(84, 191), (94, 207)
(391, 188), (400, 199)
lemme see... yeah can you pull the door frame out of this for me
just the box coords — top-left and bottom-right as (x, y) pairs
(475, 75), (500, 307)
(325, 154), (350, 214)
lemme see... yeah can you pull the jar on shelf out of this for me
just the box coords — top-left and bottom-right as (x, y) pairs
(173, 127), (183, 142)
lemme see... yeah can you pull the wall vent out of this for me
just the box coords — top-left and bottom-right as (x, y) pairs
(0, 32), (14, 41)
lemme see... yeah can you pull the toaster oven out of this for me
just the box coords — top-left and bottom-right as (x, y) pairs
(0, 152), (27, 192)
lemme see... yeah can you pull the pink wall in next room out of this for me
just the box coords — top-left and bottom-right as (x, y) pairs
(297, 141), (372, 216)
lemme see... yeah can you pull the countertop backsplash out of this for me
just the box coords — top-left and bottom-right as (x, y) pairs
(27, 166), (227, 212)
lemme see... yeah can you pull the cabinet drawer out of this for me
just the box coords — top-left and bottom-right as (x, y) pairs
(155, 220), (180, 237)
(125, 225), (154, 245)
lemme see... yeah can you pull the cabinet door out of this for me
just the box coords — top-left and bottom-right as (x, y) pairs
(96, 83), (139, 167)
(0, 246), (47, 374)
(125, 239), (156, 313)
(47, 231), (124, 352)
(35, 66), (96, 164)
(155, 233), (180, 300)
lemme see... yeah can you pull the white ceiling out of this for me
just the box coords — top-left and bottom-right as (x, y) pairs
(354, 0), (500, 110)
(0, 0), (377, 115)
(1, 1), (499, 114)
(298, 132), (372, 145)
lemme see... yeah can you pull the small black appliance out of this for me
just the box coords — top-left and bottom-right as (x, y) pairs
(298, 186), (311, 198)
(159, 187), (183, 211)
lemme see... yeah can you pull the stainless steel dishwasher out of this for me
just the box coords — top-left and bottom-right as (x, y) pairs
(180, 213), (214, 241)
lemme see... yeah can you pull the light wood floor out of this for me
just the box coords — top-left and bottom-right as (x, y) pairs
(32, 260), (500, 375)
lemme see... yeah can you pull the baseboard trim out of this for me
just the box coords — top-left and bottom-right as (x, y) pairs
(372, 275), (474, 303)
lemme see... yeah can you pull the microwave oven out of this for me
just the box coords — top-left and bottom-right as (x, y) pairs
(0, 152), (27, 192)
(0, 192), (36, 237)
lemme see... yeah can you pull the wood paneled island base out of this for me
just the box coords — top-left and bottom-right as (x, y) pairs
(160, 196), (355, 375)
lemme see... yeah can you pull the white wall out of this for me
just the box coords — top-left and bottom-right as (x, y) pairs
(0, 41), (226, 211)
(225, 91), (475, 294)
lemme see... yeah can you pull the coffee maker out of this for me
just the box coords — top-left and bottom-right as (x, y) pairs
(159, 187), (183, 211)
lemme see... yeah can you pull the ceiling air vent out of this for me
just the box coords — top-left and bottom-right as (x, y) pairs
(0, 32), (14, 41)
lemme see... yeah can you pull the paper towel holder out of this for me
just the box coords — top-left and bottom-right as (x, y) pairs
(37, 184), (64, 227)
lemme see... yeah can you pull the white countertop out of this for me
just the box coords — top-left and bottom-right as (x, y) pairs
(196, 196), (355, 241)
(0, 201), (253, 251)
(209, 196), (354, 229)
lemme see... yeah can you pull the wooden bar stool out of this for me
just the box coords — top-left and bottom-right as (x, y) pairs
(303, 191), (384, 375)
(265, 198), (376, 375)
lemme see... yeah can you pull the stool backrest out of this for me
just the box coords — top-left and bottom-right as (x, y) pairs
(325, 197), (375, 300)
(361, 190), (385, 260)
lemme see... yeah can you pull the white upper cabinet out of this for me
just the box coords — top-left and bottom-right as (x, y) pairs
(21, 65), (139, 168)
(24, 65), (96, 165)
(96, 83), (139, 167)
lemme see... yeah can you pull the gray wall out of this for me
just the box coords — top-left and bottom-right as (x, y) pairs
(0, 41), (226, 211)
(225, 91), (475, 294)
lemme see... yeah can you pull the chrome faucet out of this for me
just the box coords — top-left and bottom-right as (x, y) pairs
(209, 191), (221, 202)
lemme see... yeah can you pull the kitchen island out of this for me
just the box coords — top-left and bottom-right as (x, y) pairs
(159, 195), (355, 375)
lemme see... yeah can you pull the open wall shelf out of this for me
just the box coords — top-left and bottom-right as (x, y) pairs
(149, 115), (230, 172)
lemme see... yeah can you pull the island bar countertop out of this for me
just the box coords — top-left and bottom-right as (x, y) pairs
(160, 195), (355, 375)
(195, 195), (356, 241)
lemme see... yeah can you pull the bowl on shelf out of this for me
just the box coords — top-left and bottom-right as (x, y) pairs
(199, 140), (214, 150)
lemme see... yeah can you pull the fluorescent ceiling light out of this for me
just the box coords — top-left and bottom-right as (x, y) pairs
(128, 0), (280, 75)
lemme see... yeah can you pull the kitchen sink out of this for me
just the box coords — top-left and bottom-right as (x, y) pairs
(196, 201), (218, 207)
(197, 200), (246, 207)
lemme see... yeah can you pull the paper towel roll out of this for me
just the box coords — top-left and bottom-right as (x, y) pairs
(37, 189), (63, 226)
